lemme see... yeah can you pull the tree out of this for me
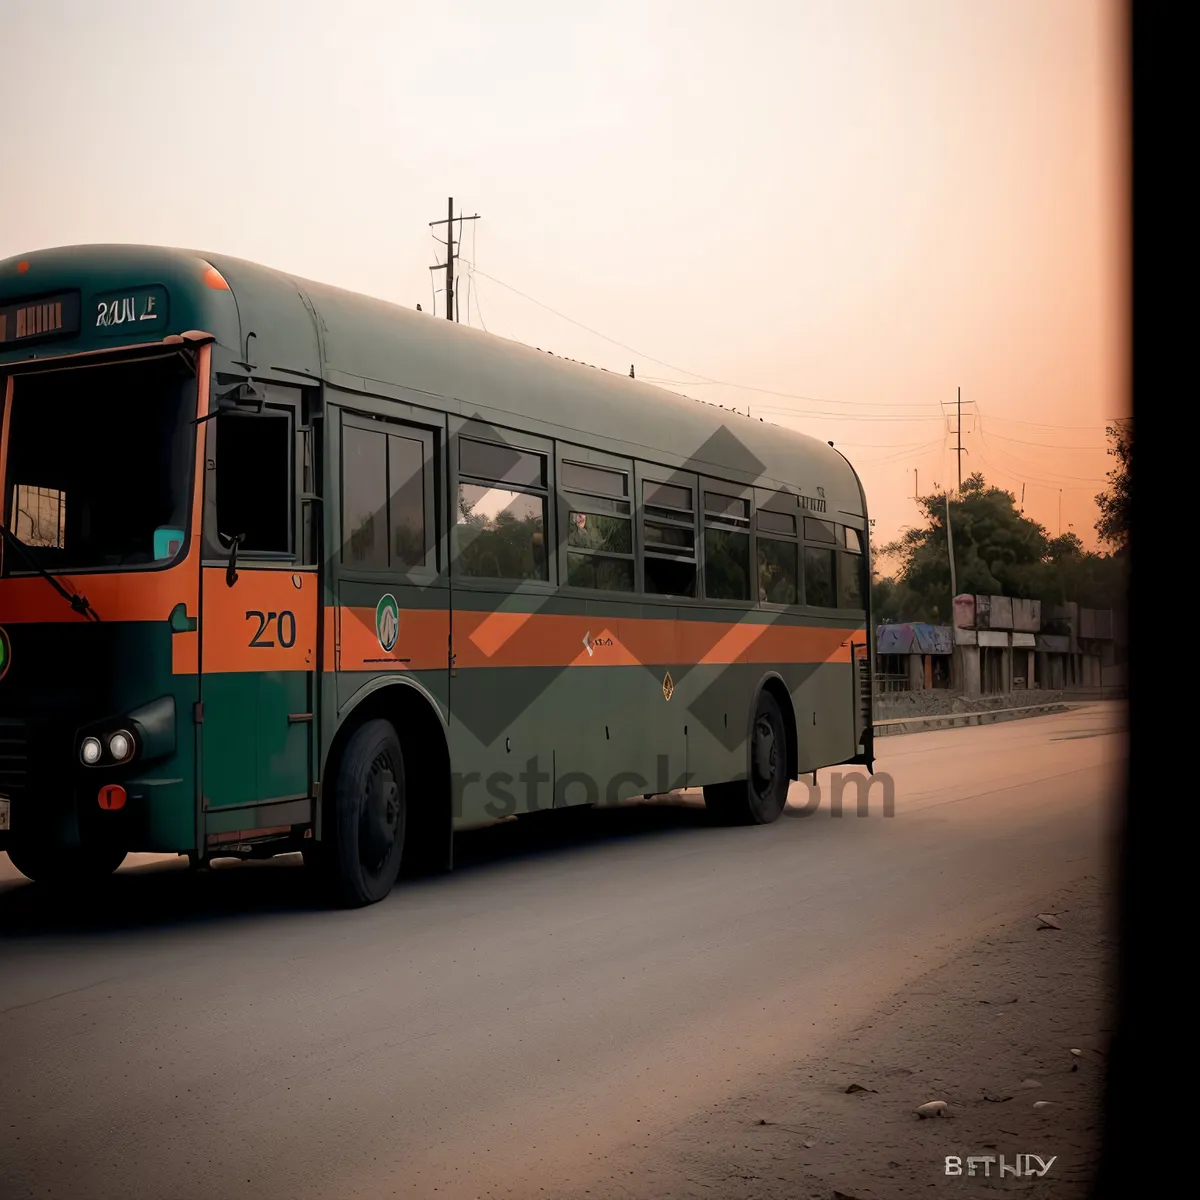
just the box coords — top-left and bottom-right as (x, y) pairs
(874, 473), (1128, 621)
(1094, 419), (1131, 552)
(878, 473), (1049, 621)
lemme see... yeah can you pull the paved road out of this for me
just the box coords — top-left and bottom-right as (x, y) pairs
(0, 704), (1123, 1200)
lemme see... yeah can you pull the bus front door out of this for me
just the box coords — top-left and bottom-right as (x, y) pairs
(198, 396), (318, 846)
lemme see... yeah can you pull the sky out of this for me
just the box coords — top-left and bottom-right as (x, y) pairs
(0, 0), (1128, 563)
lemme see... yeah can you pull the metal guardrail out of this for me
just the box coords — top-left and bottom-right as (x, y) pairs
(872, 700), (1081, 730)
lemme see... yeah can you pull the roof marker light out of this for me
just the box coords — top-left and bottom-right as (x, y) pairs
(202, 265), (230, 291)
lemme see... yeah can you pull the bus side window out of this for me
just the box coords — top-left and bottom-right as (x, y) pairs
(702, 488), (751, 601)
(214, 409), (293, 557)
(561, 458), (634, 592)
(838, 524), (865, 610)
(456, 436), (549, 581)
(642, 476), (696, 597)
(755, 507), (798, 605)
(340, 416), (437, 572)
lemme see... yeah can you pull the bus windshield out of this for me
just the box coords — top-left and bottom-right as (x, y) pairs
(2, 354), (196, 574)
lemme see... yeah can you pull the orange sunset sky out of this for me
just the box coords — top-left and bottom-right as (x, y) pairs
(0, 0), (1128, 561)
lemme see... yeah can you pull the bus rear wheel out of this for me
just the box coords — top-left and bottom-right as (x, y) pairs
(703, 690), (790, 825)
(5, 836), (128, 887)
(316, 718), (407, 908)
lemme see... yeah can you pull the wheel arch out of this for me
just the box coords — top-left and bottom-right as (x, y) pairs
(748, 670), (799, 781)
(319, 676), (452, 874)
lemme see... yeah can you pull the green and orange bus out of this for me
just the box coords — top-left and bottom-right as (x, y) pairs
(0, 245), (873, 906)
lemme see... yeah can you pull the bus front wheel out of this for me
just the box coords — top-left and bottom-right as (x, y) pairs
(703, 690), (790, 825)
(6, 836), (128, 887)
(316, 718), (407, 907)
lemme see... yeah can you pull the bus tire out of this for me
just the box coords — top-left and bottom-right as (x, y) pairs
(5, 836), (127, 886)
(703, 689), (790, 826)
(321, 718), (407, 908)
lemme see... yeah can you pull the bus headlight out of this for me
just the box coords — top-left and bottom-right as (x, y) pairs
(80, 737), (103, 765)
(108, 731), (134, 763)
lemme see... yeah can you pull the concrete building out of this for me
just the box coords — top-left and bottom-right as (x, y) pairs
(951, 594), (1035, 697)
(951, 594), (1121, 697)
(875, 595), (1123, 699)
(1040, 603), (1123, 689)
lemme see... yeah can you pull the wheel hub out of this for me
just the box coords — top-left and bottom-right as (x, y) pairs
(361, 757), (400, 867)
(752, 717), (776, 790)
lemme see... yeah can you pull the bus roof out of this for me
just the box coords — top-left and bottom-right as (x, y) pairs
(1, 244), (866, 518)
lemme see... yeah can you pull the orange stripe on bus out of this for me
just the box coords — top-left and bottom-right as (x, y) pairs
(172, 630), (198, 674)
(0, 565), (199, 624)
(199, 568), (316, 673)
(337, 606), (449, 671)
(331, 606), (859, 671)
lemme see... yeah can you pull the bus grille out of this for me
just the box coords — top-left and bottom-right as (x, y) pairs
(0, 718), (29, 799)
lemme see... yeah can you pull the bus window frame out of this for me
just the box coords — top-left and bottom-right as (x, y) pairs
(202, 382), (304, 567)
(634, 461), (700, 603)
(800, 514), (839, 611)
(449, 419), (557, 591)
(556, 443), (636, 596)
(1, 351), (203, 578)
(337, 407), (439, 580)
(836, 520), (868, 614)
(753, 487), (801, 612)
(698, 474), (756, 608)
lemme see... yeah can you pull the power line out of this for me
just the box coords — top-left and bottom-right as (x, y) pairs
(674, 399), (939, 419)
(470, 273), (491, 333)
(853, 438), (946, 466)
(457, 261), (940, 411)
(977, 426), (1107, 484)
(468, 219), (479, 327)
(445, 259), (1119, 453)
(719, 408), (943, 425)
(981, 428), (1106, 451)
(820, 436), (941, 449)
(984, 413), (1120, 432)
(975, 449), (1104, 491)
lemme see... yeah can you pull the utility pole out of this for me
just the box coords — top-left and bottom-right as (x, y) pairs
(429, 197), (480, 322)
(943, 386), (972, 493)
(1059, 489), (1063, 535)
(954, 386), (963, 492)
(950, 386), (969, 494)
(945, 491), (958, 603)
(914, 469), (919, 502)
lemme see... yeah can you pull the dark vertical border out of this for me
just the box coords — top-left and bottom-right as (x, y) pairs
(1094, 0), (1147, 1194)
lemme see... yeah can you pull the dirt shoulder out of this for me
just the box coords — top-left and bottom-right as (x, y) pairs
(560, 872), (1112, 1199)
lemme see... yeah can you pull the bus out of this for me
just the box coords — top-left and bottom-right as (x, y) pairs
(0, 245), (874, 906)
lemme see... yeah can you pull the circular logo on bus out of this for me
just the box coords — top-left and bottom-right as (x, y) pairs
(376, 594), (400, 653)
(0, 628), (10, 683)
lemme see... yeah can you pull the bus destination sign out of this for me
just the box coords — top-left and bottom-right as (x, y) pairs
(0, 291), (81, 346)
(93, 284), (169, 335)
